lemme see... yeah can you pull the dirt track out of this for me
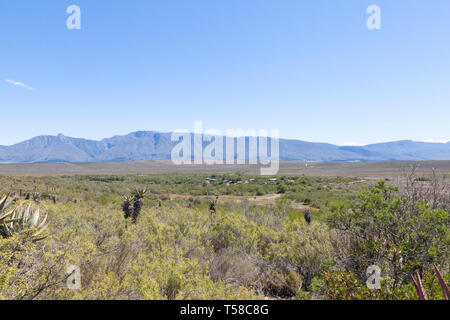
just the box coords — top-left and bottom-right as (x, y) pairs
(169, 193), (317, 212)
(169, 193), (281, 205)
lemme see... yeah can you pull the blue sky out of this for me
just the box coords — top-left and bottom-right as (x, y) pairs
(1, 0), (449, 146)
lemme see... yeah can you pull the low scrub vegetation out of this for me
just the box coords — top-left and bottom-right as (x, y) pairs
(0, 171), (447, 300)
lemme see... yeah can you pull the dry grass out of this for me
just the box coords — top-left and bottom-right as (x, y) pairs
(0, 160), (449, 180)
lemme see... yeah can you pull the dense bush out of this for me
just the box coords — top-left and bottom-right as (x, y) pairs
(327, 180), (449, 298)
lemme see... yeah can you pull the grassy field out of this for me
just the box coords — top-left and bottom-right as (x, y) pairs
(0, 162), (448, 300)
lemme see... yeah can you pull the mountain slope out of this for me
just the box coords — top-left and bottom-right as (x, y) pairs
(0, 132), (449, 163)
(0, 134), (104, 163)
(97, 131), (174, 162)
(359, 140), (450, 161)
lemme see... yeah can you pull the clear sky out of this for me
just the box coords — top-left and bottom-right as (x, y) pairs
(1, 0), (449, 146)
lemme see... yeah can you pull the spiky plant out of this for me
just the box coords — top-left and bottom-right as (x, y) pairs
(122, 188), (147, 223)
(0, 194), (13, 214)
(209, 196), (218, 215)
(303, 208), (311, 225)
(411, 265), (449, 300)
(32, 192), (41, 204)
(122, 196), (134, 220)
(0, 194), (49, 241)
(131, 188), (147, 223)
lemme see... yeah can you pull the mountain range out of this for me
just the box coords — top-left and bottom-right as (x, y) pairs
(0, 131), (449, 163)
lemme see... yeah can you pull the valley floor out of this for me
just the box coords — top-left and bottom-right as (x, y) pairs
(0, 160), (449, 179)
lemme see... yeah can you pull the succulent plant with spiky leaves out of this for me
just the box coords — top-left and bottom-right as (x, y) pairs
(0, 194), (13, 213)
(131, 188), (147, 223)
(0, 194), (49, 241)
(32, 192), (41, 204)
(303, 208), (312, 225)
(122, 196), (134, 220)
(122, 188), (147, 223)
(411, 265), (449, 300)
(209, 196), (218, 215)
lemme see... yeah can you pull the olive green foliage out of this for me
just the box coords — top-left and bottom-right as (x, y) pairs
(307, 267), (450, 300)
(0, 173), (447, 300)
(326, 180), (449, 298)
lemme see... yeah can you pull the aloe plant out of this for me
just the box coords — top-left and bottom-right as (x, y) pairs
(209, 196), (218, 215)
(411, 265), (450, 300)
(122, 195), (134, 220)
(122, 188), (147, 223)
(0, 194), (49, 241)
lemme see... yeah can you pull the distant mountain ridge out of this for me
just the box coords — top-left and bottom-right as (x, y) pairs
(0, 131), (449, 163)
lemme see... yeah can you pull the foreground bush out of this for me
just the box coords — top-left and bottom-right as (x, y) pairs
(328, 180), (449, 296)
